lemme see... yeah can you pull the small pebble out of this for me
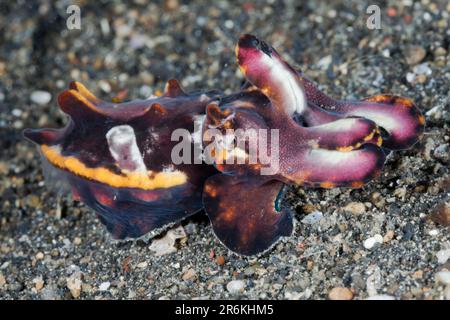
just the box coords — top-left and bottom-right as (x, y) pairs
(363, 234), (383, 249)
(139, 85), (153, 98)
(285, 291), (303, 300)
(136, 261), (148, 269)
(302, 203), (316, 213)
(317, 55), (332, 69)
(445, 286), (450, 300)
(41, 286), (60, 300)
(412, 270), (423, 279)
(371, 192), (385, 209)
(367, 266), (381, 298)
(413, 63), (432, 76)
(436, 249), (450, 264)
(183, 223), (197, 235)
(12, 109), (22, 117)
(182, 268), (197, 281)
(0, 162), (8, 175)
(81, 284), (92, 293)
(33, 276), (44, 291)
(416, 74), (427, 83)
(99, 281), (111, 291)
(149, 226), (186, 256)
(244, 266), (256, 276)
(165, 0), (179, 11)
(167, 226), (187, 240)
(66, 273), (82, 298)
(35, 252), (44, 260)
(429, 202), (449, 227)
(98, 80), (111, 93)
(435, 271), (450, 285)
(386, 7), (397, 17)
(100, 18), (110, 35)
(0, 273), (6, 288)
(301, 210), (323, 224)
(226, 280), (245, 294)
(149, 236), (177, 256)
(406, 72), (416, 83)
(434, 47), (447, 57)
(342, 202), (366, 215)
(425, 105), (442, 118)
(404, 46), (426, 65)
(30, 90), (52, 105)
(129, 34), (147, 49)
(328, 287), (353, 300)
(434, 144), (449, 163)
(224, 20), (234, 29)
(393, 187), (407, 200)
(128, 289), (136, 299)
(216, 256), (225, 266)
(383, 230), (395, 243)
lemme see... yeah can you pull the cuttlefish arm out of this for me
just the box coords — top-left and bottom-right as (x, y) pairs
(236, 34), (425, 150)
(203, 97), (386, 188)
(299, 75), (425, 150)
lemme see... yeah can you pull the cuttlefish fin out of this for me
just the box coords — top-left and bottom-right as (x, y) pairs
(71, 177), (201, 240)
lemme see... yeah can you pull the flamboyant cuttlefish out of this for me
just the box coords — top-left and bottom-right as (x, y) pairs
(24, 34), (425, 256)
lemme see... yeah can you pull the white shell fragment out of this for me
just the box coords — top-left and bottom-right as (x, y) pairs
(436, 249), (450, 264)
(30, 90), (52, 105)
(226, 280), (245, 294)
(99, 281), (111, 291)
(435, 271), (450, 285)
(149, 226), (187, 256)
(301, 211), (323, 225)
(363, 234), (383, 249)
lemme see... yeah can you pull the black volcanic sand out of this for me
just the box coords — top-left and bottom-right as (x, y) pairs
(0, 0), (449, 300)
